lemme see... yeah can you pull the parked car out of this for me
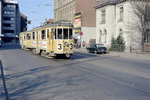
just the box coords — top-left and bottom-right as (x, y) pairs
(87, 44), (107, 54)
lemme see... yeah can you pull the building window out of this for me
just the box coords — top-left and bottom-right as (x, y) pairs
(3, 24), (11, 27)
(4, 30), (14, 33)
(119, 7), (123, 21)
(3, 17), (11, 21)
(119, 29), (123, 34)
(99, 30), (102, 43)
(101, 10), (106, 23)
(104, 29), (107, 43)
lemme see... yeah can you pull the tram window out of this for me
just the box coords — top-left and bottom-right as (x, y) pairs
(58, 29), (62, 39)
(27, 33), (31, 40)
(54, 29), (57, 39)
(69, 29), (73, 39)
(32, 32), (35, 40)
(41, 30), (46, 40)
(63, 29), (68, 39)
(24, 34), (26, 40)
(47, 29), (49, 39)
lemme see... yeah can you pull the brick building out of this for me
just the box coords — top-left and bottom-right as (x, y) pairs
(20, 13), (27, 32)
(54, 0), (104, 45)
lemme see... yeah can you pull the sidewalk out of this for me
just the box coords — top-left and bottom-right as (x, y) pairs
(74, 48), (150, 61)
(0, 61), (6, 100)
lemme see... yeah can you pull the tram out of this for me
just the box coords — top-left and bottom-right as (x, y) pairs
(20, 20), (74, 58)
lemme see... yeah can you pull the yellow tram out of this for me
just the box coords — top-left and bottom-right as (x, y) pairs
(20, 20), (74, 58)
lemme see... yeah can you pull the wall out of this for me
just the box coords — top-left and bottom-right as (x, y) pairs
(96, 5), (116, 47)
(75, 0), (101, 27)
(81, 27), (96, 44)
(116, 2), (141, 51)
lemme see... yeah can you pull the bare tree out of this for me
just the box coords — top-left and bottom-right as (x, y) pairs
(129, 0), (150, 51)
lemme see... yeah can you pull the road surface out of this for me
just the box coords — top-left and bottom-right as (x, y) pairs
(0, 47), (150, 100)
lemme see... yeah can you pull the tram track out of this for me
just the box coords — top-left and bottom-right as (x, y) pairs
(30, 51), (150, 95)
(21, 50), (150, 95)
(55, 55), (150, 95)
(70, 64), (150, 95)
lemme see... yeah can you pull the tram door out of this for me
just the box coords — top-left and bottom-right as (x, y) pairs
(50, 28), (55, 52)
(36, 31), (39, 49)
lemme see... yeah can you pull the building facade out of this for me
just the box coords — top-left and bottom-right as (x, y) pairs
(54, 0), (104, 46)
(54, 0), (75, 22)
(20, 13), (27, 32)
(0, 0), (2, 45)
(95, 0), (150, 52)
(0, 0), (20, 45)
(74, 0), (102, 46)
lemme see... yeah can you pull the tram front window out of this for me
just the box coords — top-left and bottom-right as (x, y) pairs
(63, 29), (68, 39)
(69, 29), (73, 39)
(58, 29), (62, 39)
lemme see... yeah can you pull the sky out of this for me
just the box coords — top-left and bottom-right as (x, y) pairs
(18, 0), (54, 30)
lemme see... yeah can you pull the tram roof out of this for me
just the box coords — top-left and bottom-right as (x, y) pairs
(42, 20), (73, 28)
(22, 20), (73, 33)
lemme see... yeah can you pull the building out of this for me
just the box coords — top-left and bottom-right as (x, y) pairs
(54, 0), (103, 46)
(43, 19), (54, 25)
(0, 0), (2, 46)
(0, 0), (20, 45)
(95, 0), (150, 52)
(20, 13), (27, 32)
(74, 0), (103, 46)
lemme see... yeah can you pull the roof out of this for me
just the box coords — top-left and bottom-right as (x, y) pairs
(4, 0), (18, 4)
(95, 0), (126, 9)
(20, 13), (27, 18)
(42, 20), (73, 28)
(95, 0), (150, 9)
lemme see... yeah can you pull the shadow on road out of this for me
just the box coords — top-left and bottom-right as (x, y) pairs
(70, 52), (99, 60)
(6, 65), (91, 100)
(0, 46), (20, 50)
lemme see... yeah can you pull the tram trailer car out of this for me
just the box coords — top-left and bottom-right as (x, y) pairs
(20, 20), (74, 58)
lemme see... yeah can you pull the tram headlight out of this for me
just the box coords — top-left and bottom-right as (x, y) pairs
(64, 42), (69, 47)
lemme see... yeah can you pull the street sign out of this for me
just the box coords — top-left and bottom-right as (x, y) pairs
(79, 32), (83, 36)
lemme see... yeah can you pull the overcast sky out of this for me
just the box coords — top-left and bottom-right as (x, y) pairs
(18, 0), (54, 30)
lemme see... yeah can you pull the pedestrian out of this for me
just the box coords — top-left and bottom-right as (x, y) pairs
(83, 41), (86, 47)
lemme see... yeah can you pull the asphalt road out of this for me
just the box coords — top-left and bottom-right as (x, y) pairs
(0, 47), (150, 100)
